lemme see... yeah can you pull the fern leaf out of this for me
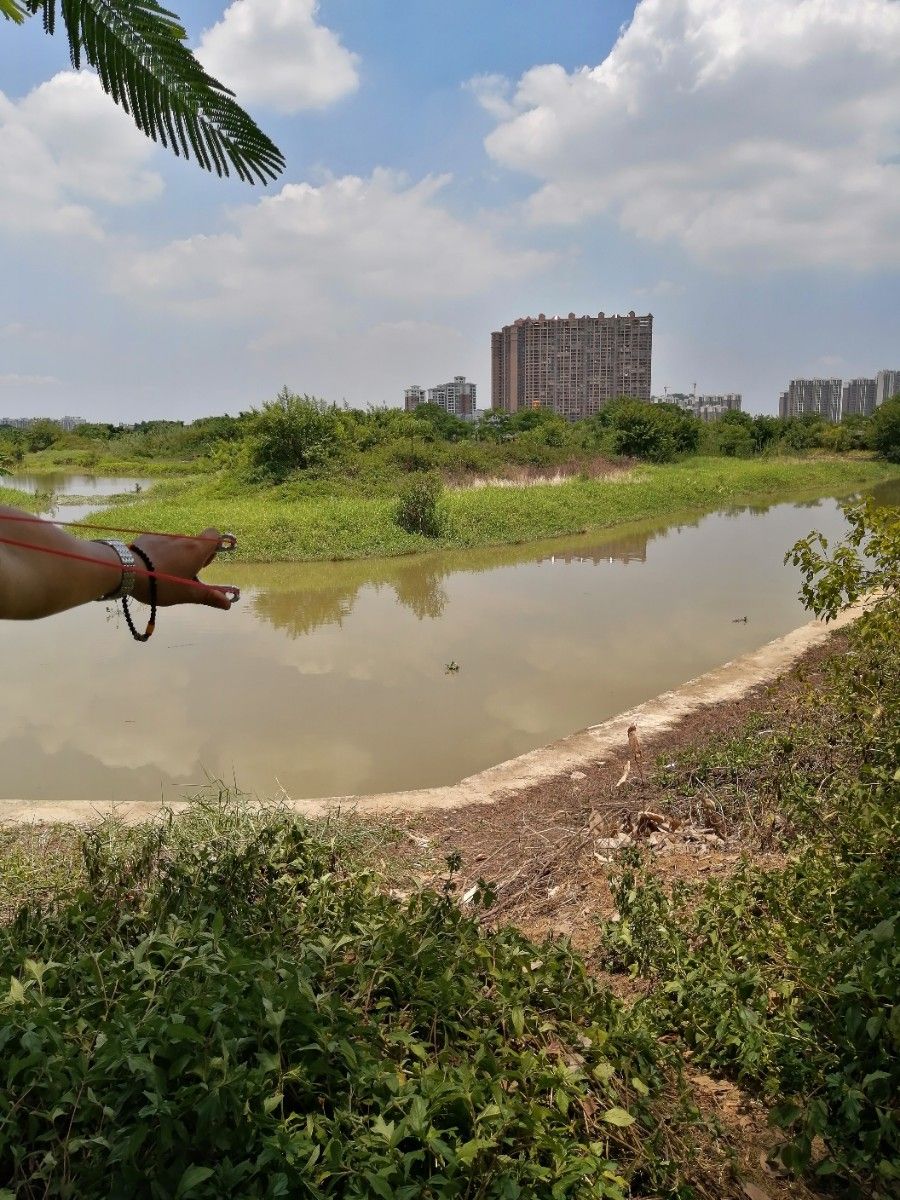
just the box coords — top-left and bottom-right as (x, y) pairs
(0, 0), (27, 22)
(24, 0), (285, 183)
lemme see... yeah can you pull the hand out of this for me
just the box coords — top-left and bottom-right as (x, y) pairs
(131, 528), (233, 610)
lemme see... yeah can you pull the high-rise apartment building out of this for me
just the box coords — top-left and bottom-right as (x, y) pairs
(779, 391), (789, 420)
(403, 385), (427, 412)
(782, 379), (842, 422)
(875, 369), (900, 408)
(429, 376), (476, 419)
(841, 379), (877, 418)
(404, 377), (477, 419)
(491, 311), (652, 419)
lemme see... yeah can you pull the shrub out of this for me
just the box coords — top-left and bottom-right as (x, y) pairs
(0, 806), (685, 1199)
(751, 415), (782, 452)
(870, 394), (900, 463)
(605, 401), (697, 464)
(245, 388), (346, 481)
(441, 440), (497, 478)
(24, 419), (62, 452)
(779, 416), (824, 452)
(408, 403), (471, 442)
(715, 423), (754, 457)
(388, 439), (443, 473)
(395, 471), (445, 537)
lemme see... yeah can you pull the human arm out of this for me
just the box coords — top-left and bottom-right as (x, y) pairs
(0, 506), (232, 620)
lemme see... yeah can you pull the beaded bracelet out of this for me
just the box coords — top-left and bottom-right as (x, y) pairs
(123, 544), (158, 643)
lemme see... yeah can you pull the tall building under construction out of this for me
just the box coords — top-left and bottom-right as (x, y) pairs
(491, 311), (652, 419)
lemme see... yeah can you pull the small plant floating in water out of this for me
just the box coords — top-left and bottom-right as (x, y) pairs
(444, 660), (460, 673)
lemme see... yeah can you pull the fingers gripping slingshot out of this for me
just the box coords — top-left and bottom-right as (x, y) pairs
(0, 515), (241, 642)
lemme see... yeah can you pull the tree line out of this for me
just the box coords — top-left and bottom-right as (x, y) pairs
(2, 390), (899, 484)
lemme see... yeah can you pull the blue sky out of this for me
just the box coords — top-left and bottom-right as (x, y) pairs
(1, 0), (898, 420)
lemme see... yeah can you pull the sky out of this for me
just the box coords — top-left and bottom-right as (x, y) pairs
(0, 0), (898, 421)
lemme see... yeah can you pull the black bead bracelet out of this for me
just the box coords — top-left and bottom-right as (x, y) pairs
(123, 544), (158, 643)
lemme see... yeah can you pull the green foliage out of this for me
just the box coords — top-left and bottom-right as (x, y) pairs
(602, 505), (900, 1196)
(786, 495), (899, 620)
(870, 395), (900, 463)
(714, 423), (754, 458)
(597, 401), (699, 464)
(395, 471), (445, 537)
(246, 389), (347, 482)
(750, 415), (782, 453)
(14, 0), (284, 183)
(23, 418), (62, 452)
(0, 803), (684, 1198)
(409, 403), (472, 443)
(779, 415), (824, 452)
(0, 0), (27, 22)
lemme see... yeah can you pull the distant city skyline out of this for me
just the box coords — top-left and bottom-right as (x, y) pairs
(779, 370), (900, 421)
(1, 1), (898, 421)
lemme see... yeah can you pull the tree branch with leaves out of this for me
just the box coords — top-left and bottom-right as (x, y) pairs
(1, 0), (284, 183)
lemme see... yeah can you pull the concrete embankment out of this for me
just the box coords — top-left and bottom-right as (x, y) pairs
(0, 602), (865, 828)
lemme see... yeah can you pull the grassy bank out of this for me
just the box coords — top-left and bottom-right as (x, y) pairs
(98, 455), (900, 562)
(16, 449), (208, 477)
(0, 483), (43, 512)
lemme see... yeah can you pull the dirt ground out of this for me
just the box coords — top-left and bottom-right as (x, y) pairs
(367, 633), (849, 1200)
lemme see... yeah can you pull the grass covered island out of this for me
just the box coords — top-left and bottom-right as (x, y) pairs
(4, 392), (900, 561)
(72, 455), (897, 563)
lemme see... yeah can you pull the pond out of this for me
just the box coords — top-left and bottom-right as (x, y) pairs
(0, 480), (896, 806)
(2, 472), (151, 498)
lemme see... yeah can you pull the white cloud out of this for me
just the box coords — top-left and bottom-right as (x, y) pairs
(481, 0), (900, 269)
(197, 0), (360, 114)
(123, 170), (549, 337)
(0, 72), (162, 238)
(464, 74), (517, 121)
(0, 374), (59, 385)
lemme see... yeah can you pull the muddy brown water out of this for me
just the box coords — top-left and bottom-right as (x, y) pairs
(1, 478), (897, 806)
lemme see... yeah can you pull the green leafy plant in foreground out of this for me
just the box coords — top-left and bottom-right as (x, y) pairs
(602, 499), (900, 1197)
(0, 802), (691, 1198)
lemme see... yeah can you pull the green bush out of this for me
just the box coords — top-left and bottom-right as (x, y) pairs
(604, 401), (698, 464)
(870, 395), (900, 463)
(715, 424), (754, 457)
(779, 416), (824, 452)
(395, 470), (445, 537)
(0, 808), (684, 1199)
(388, 439), (443, 474)
(246, 388), (347, 481)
